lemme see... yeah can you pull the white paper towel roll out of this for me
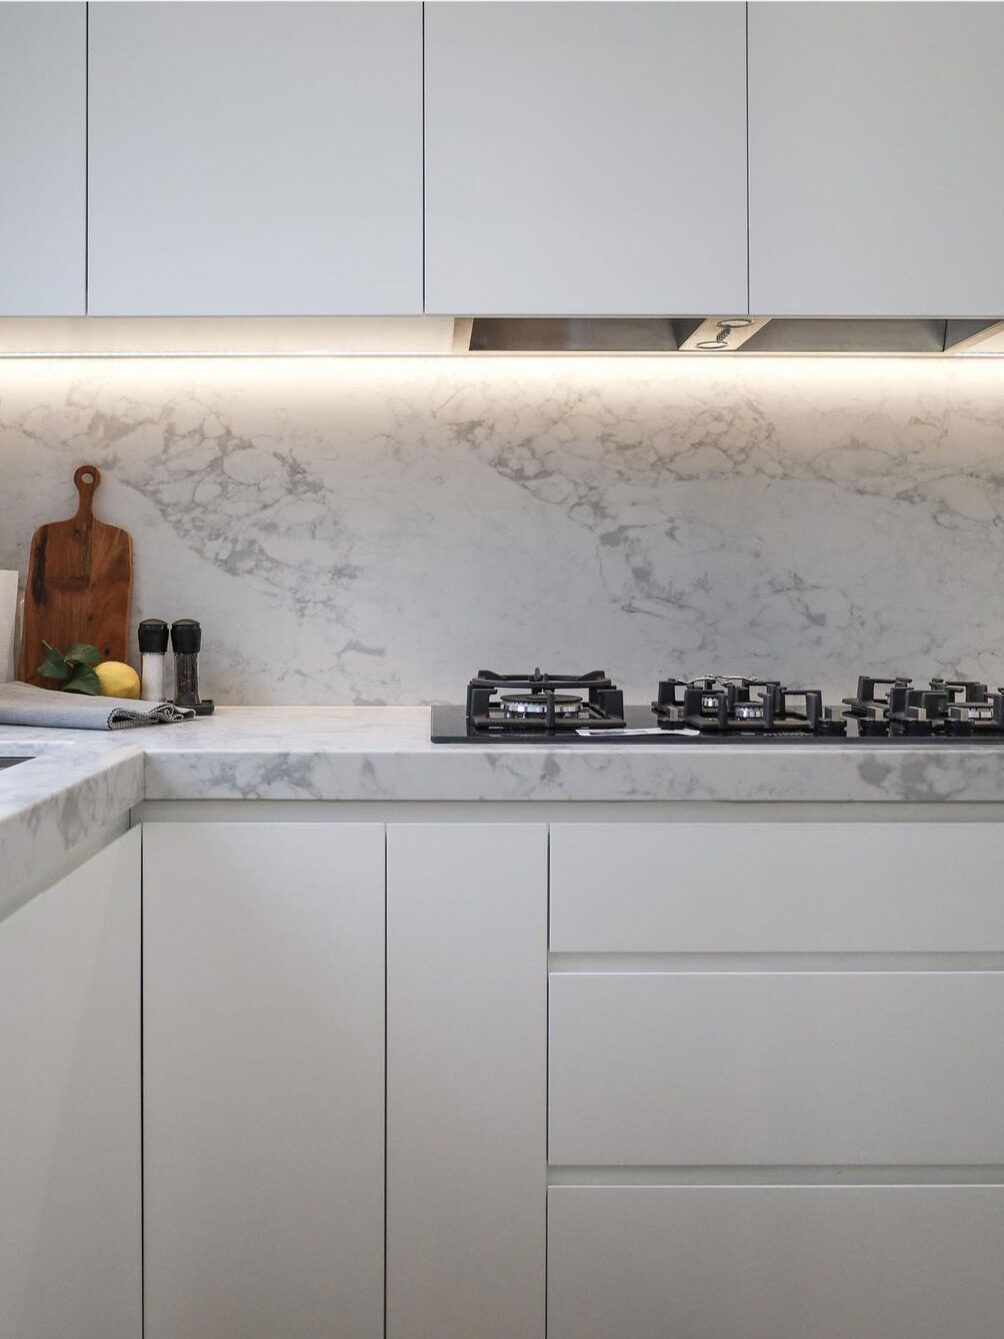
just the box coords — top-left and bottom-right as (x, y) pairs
(0, 572), (18, 682)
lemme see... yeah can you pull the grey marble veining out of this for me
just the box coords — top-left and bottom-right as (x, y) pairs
(6, 705), (1004, 917)
(2, 355), (1004, 704)
(0, 730), (142, 919)
(135, 707), (1004, 804)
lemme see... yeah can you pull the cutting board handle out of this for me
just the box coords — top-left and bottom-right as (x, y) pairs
(73, 464), (100, 526)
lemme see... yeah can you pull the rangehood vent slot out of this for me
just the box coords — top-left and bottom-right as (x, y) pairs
(464, 317), (1004, 355)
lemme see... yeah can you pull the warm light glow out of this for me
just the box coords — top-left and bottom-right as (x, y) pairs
(1, 317), (1003, 359)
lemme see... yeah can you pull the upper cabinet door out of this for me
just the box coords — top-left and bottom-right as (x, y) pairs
(88, 2), (423, 316)
(0, 3), (85, 315)
(424, 1), (748, 317)
(749, 2), (1004, 317)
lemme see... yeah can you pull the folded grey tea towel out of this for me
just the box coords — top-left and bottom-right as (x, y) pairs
(0, 681), (196, 731)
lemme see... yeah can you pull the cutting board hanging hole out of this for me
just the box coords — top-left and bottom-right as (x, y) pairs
(73, 465), (101, 525)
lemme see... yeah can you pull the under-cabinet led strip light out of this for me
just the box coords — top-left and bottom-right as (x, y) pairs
(1, 315), (1003, 358)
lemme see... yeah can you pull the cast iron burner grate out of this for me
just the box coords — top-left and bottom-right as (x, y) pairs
(653, 675), (847, 735)
(843, 676), (1004, 737)
(466, 668), (626, 734)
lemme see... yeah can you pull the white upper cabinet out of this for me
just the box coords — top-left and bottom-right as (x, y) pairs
(0, 3), (85, 315)
(749, 2), (1004, 317)
(87, 2), (423, 316)
(424, 1), (748, 316)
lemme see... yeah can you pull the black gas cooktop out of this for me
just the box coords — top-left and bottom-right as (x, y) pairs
(430, 670), (1004, 744)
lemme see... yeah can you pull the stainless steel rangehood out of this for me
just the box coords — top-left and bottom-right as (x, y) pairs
(460, 316), (1004, 356)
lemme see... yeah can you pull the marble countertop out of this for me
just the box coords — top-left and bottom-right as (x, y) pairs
(5, 705), (1004, 917)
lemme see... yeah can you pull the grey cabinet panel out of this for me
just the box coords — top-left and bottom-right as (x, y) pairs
(550, 822), (1004, 953)
(387, 823), (548, 1339)
(88, 2), (423, 315)
(0, 3), (85, 314)
(549, 1186), (1004, 1339)
(550, 971), (1004, 1166)
(749, 2), (1004, 316)
(143, 822), (385, 1339)
(0, 830), (141, 1338)
(425, 1), (747, 316)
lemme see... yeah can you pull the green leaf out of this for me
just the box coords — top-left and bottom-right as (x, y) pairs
(37, 641), (69, 681)
(63, 666), (100, 695)
(63, 643), (100, 667)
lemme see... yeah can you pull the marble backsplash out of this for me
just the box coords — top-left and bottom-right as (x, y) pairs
(1, 354), (1003, 705)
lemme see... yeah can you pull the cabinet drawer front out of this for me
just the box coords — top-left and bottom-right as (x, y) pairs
(550, 822), (1004, 953)
(548, 1186), (1004, 1339)
(549, 971), (1004, 1166)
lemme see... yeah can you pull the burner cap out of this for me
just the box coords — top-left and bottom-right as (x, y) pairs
(500, 692), (584, 719)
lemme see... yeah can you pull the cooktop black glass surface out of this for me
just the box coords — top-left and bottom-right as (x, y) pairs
(431, 671), (1004, 744)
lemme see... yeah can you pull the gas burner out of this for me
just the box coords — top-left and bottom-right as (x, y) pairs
(500, 692), (585, 719)
(653, 675), (846, 736)
(465, 668), (625, 734)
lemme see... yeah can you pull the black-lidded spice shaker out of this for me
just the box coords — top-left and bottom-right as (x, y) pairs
(138, 618), (169, 702)
(171, 619), (213, 713)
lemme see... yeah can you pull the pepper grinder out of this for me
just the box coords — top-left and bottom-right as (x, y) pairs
(171, 618), (214, 715)
(138, 619), (169, 702)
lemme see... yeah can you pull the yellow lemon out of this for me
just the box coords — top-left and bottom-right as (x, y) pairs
(95, 661), (141, 699)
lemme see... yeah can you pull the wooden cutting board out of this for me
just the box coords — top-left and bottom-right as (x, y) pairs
(18, 465), (133, 687)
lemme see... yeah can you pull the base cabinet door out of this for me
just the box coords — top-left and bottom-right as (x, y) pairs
(548, 1186), (1004, 1339)
(387, 823), (548, 1339)
(143, 822), (385, 1339)
(0, 828), (141, 1339)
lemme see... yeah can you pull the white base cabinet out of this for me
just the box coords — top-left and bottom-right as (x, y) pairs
(0, 828), (141, 1339)
(13, 809), (1002, 1337)
(548, 818), (1004, 1336)
(387, 823), (548, 1339)
(548, 1185), (1004, 1339)
(142, 821), (385, 1339)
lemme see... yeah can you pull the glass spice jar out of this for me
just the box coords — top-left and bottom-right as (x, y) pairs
(170, 618), (202, 709)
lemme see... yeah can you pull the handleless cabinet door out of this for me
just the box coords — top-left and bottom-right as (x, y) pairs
(0, 3), (85, 314)
(425, 1), (748, 316)
(387, 823), (548, 1339)
(88, 2), (423, 315)
(749, 2), (1004, 316)
(143, 822), (385, 1339)
(0, 828), (141, 1339)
